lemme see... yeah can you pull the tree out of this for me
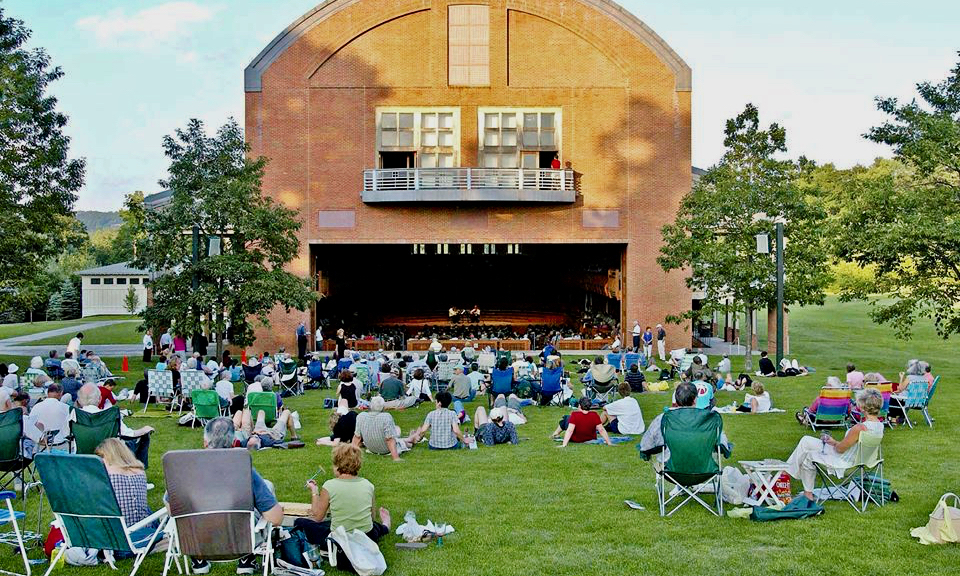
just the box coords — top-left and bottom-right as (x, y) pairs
(0, 9), (85, 313)
(830, 55), (960, 338)
(123, 285), (140, 315)
(135, 119), (315, 355)
(57, 278), (80, 319)
(658, 104), (831, 370)
(110, 191), (146, 262)
(46, 291), (63, 321)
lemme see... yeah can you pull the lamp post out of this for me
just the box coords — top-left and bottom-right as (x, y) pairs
(756, 221), (785, 366)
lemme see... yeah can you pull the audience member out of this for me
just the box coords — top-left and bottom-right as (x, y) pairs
(472, 406), (518, 446)
(639, 382), (732, 465)
(95, 438), (161, 558)
(232, 406), (301, 450)
(74, 384), (154, 468)
(737, 381), (772, 413)
(758, 351), (776, 377)
(353, 396), (411, 461)
(600, 383), (646, 434)
(317, 401), (357, 447)
(552, 396), (613, 446)
(409, 392), (466, 450)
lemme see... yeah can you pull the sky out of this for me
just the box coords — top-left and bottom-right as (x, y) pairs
(5, 0), (958, 211)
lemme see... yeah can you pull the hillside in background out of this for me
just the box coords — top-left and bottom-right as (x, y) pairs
(77, 210), (121, 232)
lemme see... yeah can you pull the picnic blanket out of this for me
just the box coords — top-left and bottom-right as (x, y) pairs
(554, 435), (634, 445)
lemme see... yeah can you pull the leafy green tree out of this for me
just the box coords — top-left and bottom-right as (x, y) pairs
(123, 285), (140, 315)
(0, 9), (85, 313)
(830, 55), (960, 338)
(658, 104), (831, 370)
(110, 191), (146, 262)
(135, 119), (315, 355)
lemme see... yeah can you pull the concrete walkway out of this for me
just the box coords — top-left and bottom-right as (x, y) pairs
(0, 319), (141, 357)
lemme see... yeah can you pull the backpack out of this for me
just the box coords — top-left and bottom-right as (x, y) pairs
(750, 495), (825, 521)
(275, 527), (316, 568)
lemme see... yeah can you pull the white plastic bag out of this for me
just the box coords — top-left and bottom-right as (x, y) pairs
(64, 547), (99, 567)
(721, 466), (751, 505)
(329, 526), (386, 576)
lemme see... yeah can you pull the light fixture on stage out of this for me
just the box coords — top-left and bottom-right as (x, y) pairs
(459, 243), (472, 255)
(412, 243), (426, 255)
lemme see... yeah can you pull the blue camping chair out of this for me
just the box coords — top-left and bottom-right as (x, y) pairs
(307, 359), (326, 388)
(539, 366), (565, 406)
(0, 490), (31, 576)
(606, 352), (624, 371)
(488, 367), (514, 407)
(624, 352), (643, 370)
(242, 363), (262, 384)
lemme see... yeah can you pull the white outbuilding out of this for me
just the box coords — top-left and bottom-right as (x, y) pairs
(77, 262), (150, 317)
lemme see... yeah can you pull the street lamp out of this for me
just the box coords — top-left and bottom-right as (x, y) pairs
(755, 221), (785, 365)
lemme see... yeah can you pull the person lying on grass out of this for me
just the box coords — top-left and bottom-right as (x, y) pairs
(408, 391), (468, 450)
(472, 406), (519, 446)
(552, 396), (614, 447)
(317, 399), (357, 447)
(232, 406), (301, 450)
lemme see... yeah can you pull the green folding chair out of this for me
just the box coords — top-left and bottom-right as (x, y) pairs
(191, 389), (222, 427)
(0, 410), (43, 547)
(34, 453), (167, 576)
(245, 392), (277, 427)
(656, 408), (726, 517)
(70, 406), (121, 455)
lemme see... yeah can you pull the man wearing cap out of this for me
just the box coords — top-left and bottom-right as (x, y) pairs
(472, 405), (518, 446)
(353, 396), (411, 461)
(2, 363), (19, 389)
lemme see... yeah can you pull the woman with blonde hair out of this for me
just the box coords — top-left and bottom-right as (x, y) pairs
(95, 438), (161, 557)
(737, 381), (771, 413)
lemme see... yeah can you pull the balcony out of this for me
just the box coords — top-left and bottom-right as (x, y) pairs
(362, 168), (576, 203)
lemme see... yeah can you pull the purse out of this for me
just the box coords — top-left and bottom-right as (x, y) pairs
(911, 493), (960, 544)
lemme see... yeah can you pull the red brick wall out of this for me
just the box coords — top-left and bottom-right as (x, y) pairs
(245, 0), (691, 352)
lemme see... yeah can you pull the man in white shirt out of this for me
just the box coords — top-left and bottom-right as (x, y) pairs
(159, 328), (173, 351)
(142, 331), (154, 362)
(314, 325), (323, 352)
(72, 384), (154, 468)
(66, 332), (83, 357)
(28, 383), (71, 447)
(600, 382), (646, 435)
(632, 321), (642, 353)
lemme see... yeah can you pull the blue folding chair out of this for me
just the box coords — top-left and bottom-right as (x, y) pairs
(0, 490), (31, 576)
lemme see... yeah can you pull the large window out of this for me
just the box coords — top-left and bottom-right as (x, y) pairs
(377, 108), (460, 169)
(448, 5), (489, 86)
(478, 109), (561, 169)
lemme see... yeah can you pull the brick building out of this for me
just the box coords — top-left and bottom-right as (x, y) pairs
(245, 0), (692, 352)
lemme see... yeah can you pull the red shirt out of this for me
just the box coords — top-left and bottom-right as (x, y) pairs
(551, 158), (561, 169)
(97, 386), (117, 409)
(568, 410), (601, 443)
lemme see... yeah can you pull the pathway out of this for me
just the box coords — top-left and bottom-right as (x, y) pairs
(0, 319), (142, 357)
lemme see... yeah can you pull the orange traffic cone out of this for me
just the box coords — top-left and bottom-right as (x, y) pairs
(121, 356), (129, 372)
(241, 350), (247, 364)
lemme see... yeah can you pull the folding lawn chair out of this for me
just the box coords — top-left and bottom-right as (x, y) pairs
(34, 453), (168, 576)
(804, 388), (851, 431)
(851, 383), (892, 427)
(242, 363), (263, 384)
(624, 352), (643, 371)
(477, 352), (496, 373)
(814, 431), (884, 513)
(82, 365), (103, 385)
(538, 366), (565, 406)
(143, 370), (175, 413)
(0, 490), (31, 576)
(245, 392), (278, 427)
(435, 361), (457, 393)
(70, 405), (121, 455)
(890, 379), (930, 429)
(161, 449), (274, 576)
(352, 364), (373, 396)
(921, 376), (940, 427)
(277, 359), (301, 397)
(655, 408), (726, 517)
(606, 352), (623, 372)
(19, 374), (37, 391)
(306, 359), (326, 389)
(488, 367), (514, 408)
(191, 389), (223, 427)
(0, 411), (39, 499)
(177, 371), (207, 415)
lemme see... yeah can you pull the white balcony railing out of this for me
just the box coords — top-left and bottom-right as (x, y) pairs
(363, 168), (574, 196)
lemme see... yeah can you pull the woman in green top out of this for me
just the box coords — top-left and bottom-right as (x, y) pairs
(295, 443), (391, 546)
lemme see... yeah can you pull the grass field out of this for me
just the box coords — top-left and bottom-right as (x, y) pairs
(0, 316), (136, 341)
(0, 297), (957, 575)
(18, 320), (142, 346)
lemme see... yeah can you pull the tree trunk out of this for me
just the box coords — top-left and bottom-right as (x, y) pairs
(743, 308), (754, 372)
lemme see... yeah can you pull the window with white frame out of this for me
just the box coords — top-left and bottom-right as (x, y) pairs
(448, 5), (489, 86)
(478, 109), (560, 169)
(377, 108), (460, 168)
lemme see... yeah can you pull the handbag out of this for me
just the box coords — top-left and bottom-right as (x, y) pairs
(911, 493), (960, 544)
(329, 525), (387, 576)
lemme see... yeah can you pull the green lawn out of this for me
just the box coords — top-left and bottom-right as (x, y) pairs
(19, 320), (142, 346)
(0, 315), (136, 341)
(0, 298), (958, 575)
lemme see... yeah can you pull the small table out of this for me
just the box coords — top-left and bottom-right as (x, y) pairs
(279, 501), (312, 527)
(739, 459), (791, 506)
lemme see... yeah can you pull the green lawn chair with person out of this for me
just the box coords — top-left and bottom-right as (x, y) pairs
(190, 389), (223, 428)
(245, 392), (278, 427)
(34, 453), (167, 576)
(655, 408), (727, 517)
(814, 431), (885, 513)
(69, 405), (121, 455)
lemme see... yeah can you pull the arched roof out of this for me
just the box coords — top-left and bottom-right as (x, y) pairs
(244, 0), (691, 92)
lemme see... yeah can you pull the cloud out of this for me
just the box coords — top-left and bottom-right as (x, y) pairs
(76, 2), (217, 50)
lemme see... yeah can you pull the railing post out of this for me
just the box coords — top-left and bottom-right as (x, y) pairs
(518, 168), (523, 190)
(466, 168), (472, 190)
(414, 169), (419, 191)
(371, 170), (377, 191)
